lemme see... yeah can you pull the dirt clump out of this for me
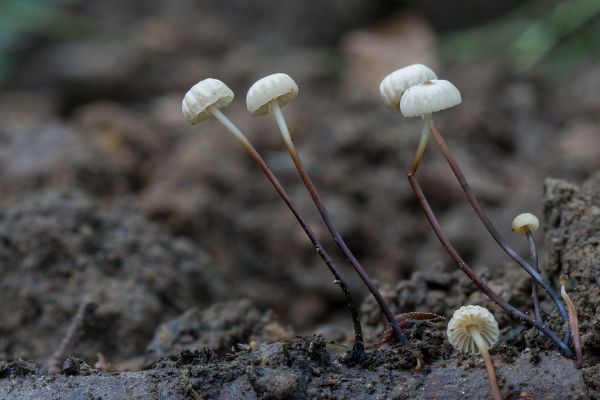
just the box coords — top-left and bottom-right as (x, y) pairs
(0, 190), (222, 363)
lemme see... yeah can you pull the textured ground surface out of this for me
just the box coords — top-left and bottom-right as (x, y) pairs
(1, 0), (599, 398)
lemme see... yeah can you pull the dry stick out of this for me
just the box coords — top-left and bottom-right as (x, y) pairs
(406, 172), (572, 356)
(560, 276), (583, 368)
(47, 296), (96, 374)
(271, 102), (408, 344)
(429, 121), (571, 344)
(209, 107), (365, 360)
(526, 231), (543, 322)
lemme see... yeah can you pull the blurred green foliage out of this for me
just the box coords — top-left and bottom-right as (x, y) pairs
(0, 0), (95, 83)
(442, 0), (600, 76)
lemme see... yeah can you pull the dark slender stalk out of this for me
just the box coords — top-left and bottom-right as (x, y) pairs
(429, 120), (570, 344)
(526, 231), (543, 322)
(407, 171), (572, 357)
(272, 103), (408, 344)
(209, 107), (365, 360)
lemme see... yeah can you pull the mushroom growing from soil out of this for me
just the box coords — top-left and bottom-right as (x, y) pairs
(182, 78), (366, 362)
(247, 73), (408, 344)
(448, 305), (501, 400)
(512, 213), (542, 321)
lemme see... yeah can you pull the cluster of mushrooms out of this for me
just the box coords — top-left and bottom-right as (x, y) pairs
(182, 65), (582, 399)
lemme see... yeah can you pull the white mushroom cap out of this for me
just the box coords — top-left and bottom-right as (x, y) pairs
(380, 64), (437, 112)
(400, 79), (462, 117)
(182, 78), (234, 124)
(512, 213), (539, 235)
(447, 305), (499, 355)
(246, 73), (298, 116)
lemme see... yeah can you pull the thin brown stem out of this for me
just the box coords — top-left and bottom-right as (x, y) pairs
(209, 107), (365, 361)
(407, 171), (572, 357)
(470, 327), (502, 400)
(272, 102), (407, 344)
(526, 231), (542, 322)
(429, 120), (570, 344)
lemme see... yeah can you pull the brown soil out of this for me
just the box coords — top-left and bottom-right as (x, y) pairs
(1, 0), (599, 398)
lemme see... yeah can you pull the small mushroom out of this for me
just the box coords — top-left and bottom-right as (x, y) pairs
(448, 305), (502, 400)
(246, 73), (298, 116)
(246, 73), (409, 344)
(379, 64), (437, 112)
(389, 78), (461, 173)
(400, 79), (462, 118)
(511, 213), (539, 235)
(182, 78), (234, 124)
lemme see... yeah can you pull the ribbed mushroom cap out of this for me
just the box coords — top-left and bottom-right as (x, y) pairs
(512, 213), (539, 235)
(447, 305), (499, 355)
(182, 78), (234, 124)
(380, 64), (437, 112)
(246, 73), (298, 116)
(400, 79), (461, 117)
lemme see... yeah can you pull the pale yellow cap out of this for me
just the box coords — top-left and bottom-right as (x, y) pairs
(512, 213), (539, 235)
(447, 305), (499, 354)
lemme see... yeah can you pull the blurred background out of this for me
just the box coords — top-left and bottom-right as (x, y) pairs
(0, 0), (599, 361)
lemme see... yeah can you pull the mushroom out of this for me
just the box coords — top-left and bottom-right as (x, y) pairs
(512, 213), (542, 321)
(399, 79), (462, 173)
(182, 78), (367, 362)
(379, 64), (437, 112)
(246, 73), (408, 344)
(447, 305), (501, 400)
(511, 213), (539, 235)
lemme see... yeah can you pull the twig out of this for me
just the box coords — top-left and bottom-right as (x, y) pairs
(560, 276), (583, 367)
(47, 296), (96, 374)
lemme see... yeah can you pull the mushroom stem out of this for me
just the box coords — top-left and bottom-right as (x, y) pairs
(406, 170), (573, 357)
(468, 326), (502, 400)
(270, 101), (408, 344)
(409, 113), (432, 174)
(428, 120), (570, 344)
(208, 106), (366, 361)
(560, 276), (583, 368)
(525, 231), (543, 322)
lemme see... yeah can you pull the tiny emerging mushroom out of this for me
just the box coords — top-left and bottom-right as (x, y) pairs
(511, 213), (539, 235)
(512, 213), (542, 321)
(448, 305), (502, 400)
